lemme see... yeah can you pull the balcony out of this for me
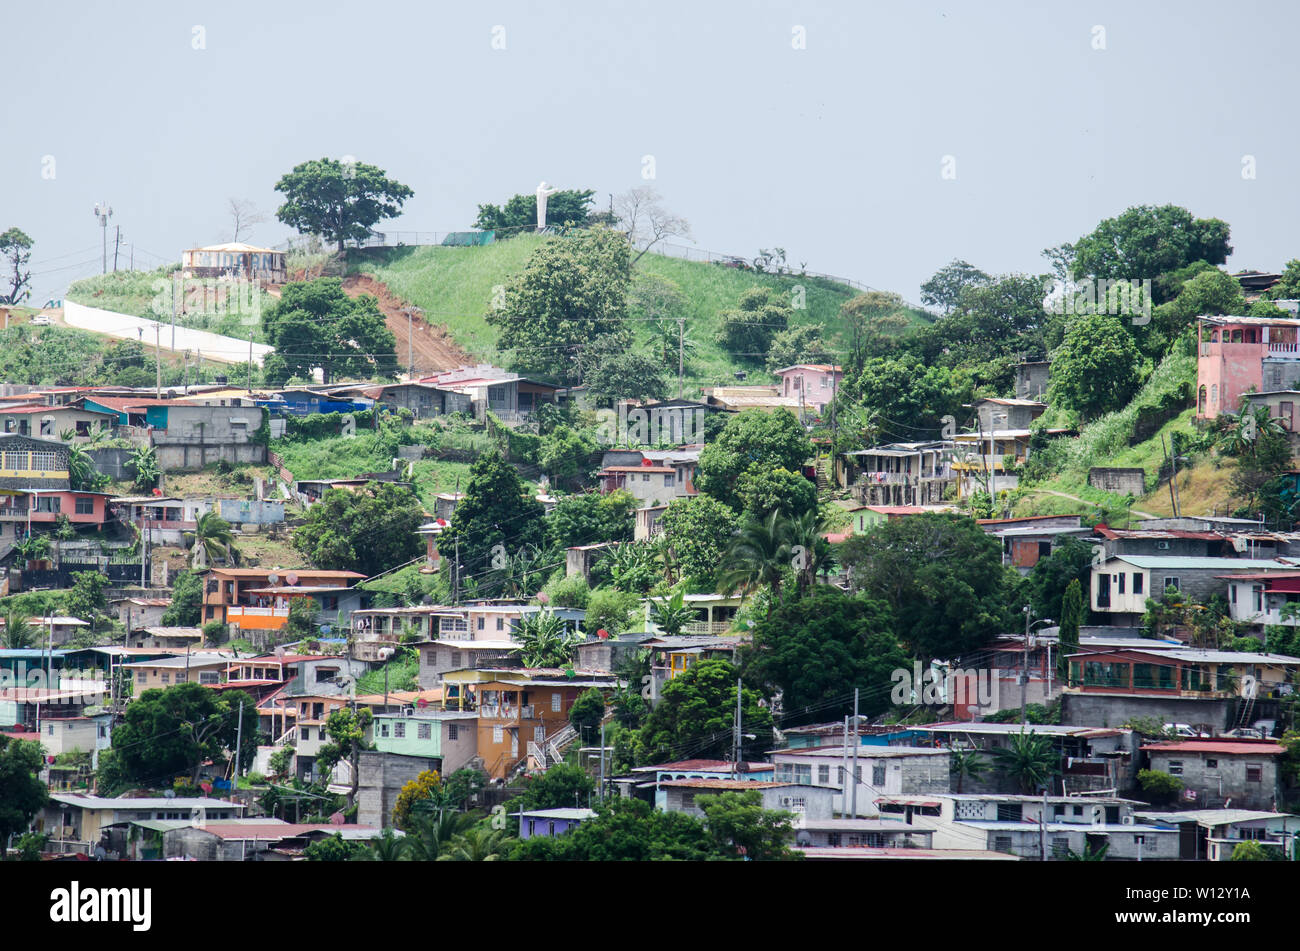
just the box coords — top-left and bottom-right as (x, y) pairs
(682, 620), (732, 635)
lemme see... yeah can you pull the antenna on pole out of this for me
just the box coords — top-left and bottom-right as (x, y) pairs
(93, 203), (113, 275)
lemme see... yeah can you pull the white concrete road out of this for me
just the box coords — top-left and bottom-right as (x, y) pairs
(62, 299), (273, 366)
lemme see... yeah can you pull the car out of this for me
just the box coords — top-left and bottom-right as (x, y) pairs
(1222, 727), (1263, 739)
(29, 315), (51, 326)
(1254, 719), (1279, 738)
(1164, 722), (1211, 738)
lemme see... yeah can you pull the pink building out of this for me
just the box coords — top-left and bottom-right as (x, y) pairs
(773, 364), (843, 414)
(1198, 315), (1300, 420)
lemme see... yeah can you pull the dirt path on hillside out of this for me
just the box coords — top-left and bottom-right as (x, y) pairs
(341, 274), (469, 376)
(1026, 488), (1159, 520)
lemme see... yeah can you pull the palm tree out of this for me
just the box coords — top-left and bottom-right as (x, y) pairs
(404, 810), (475, 861)
(436, 826), (512, 862)
(649, 534), (680, 586)
(948, 745), (990, 794)
(515, 610), (579, 668)
(1, 611), (37, 649)
(606, 542), (659, 594)
(992, 730), (1061, 794)
(717, 511), (794, 607)
(356, 827), (407, 862)
(189, 511), (237, 568)
(648, 587), (695, 636)
(787, 509), (837, 592)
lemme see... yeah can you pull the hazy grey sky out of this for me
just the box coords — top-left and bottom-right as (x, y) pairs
(6, 0), (1297, 308)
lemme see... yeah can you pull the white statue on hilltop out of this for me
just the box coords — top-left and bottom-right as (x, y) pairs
(536, 181), (559, 231)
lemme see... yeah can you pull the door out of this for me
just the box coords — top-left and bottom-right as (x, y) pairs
(1097, 573), (1111, 608)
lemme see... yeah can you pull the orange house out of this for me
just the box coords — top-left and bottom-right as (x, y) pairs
(441, 668), (620, 780)
(202, 567), (365, 629)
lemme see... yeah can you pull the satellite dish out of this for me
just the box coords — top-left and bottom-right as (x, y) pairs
(267, 572), (281, 586)
(285, 572), (299, 586)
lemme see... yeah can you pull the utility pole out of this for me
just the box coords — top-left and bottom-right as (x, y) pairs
(170, 271), (177, 353)
(1161, 434), (1180, 517)
(1021, 607), (1030, 726)
(1039, 786), (1047, 862)
(406, 308), (415, 380)
(113, 225), (121, 272)
(840, 716), (850, 817)
(599, 718), (606, 801)
(850, 688), (860, 818)
(154, 322), (162, 398)
(247, 331), (253, 393)
(232, 701), (244, 791)
(677, 316), (685, 400)
(732, 677), (741, 778)
(93, 203), (112, 274)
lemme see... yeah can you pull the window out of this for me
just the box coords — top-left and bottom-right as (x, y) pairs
(1231, 585), (1238, 605)
(1254, 586), (1264, 613)
(47, 724), (54, 736)
(418, 723), (431, 740)
(477, 617), (485, 630)
(794, 764), (811, 785)
(379, 723), (389, 738)
(448, 724), (458, 741)
(1133, 572), (1143, 595)
(551, 693), (562, 712)
(36, 496), (60, 513)
(30, 451), (58, 471)
(1133, 835), (1146, 846)
(488, 386), (506, 403)
(872, 765), (886, 785)
(996, 803), (1023, 822)
(1163, 577), (1180, 592)
(1, 450), (21, 469)
(301, 727), (311, 741)
(1246, 763), (1263, 783)
(161, 672), (170, 684)
(496, 617), (504, 631)
(199, 672), (219, 685)
(664, 473), (675, 487)
(452, 651), (462, 668)
(1168, 760), (1183, 776)
(994, 836), (1014, 854)
(75, 496), (94, 515)
(1206, 759), (1218, 769)
(642, 473), (650, 482)
(1117, 572), (1125, 595)
(493, 726), (504, 744)
(394, 722), (405, 739)
(817, 764), (830, 784)
(1051, 837), (1069, 858)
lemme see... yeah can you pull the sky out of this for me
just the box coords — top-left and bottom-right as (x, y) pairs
(5, 0), (1298, 308)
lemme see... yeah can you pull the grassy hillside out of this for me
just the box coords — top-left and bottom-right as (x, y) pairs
(349, 237), (927, 388)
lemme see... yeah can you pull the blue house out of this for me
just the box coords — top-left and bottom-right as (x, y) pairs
(518, 807), (595, 839)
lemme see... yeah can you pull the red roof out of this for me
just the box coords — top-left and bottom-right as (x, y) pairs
(601, 466), (675, 474)
(644, 759), (735, 771)
(1142, 740), (1284, 756)
(79, 395), (177, 410)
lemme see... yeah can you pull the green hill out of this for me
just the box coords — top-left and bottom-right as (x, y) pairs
(348, 236), (928, 388)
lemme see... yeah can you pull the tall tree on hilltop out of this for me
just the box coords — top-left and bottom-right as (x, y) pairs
(275, 158), (413, 252)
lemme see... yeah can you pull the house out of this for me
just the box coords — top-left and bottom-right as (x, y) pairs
(1014, 360), (1051, 399)
(660, 778), (837, 821)
(32, 616), (91, 647)
(181, 242), (287, 284)
(639, 635), (742, 701)
(597, 462), (682, 506)
(332, 382), (471, 418)
(0, 403), (116, 440)
(842, 442), (953, 506)
(0, 681), (110, 730)
(122, 652), (237, 691)
(416, 640), (519, 687)
(127, 626), (203, 650)
(1142, 740), (1285, 811)
(108, 495), (202, 545)
(107, 819), (385, 862)
(971, 397), (1047, 432)
(1196, 314), (1300, 421)
(642, 594), (744, 637)
(1134, 808), (1299, 860)
(634, 504), (667, 541)
(420, 365), (560, 421)
(36, 794), (246, 851)
(31, 714), (113, 766)
(792, 818), (938, 851)
(1222, 570), (1300, 629)
(440, 668), (620, 780)
(701, 385), (802, 414)
(73, 396), (267, 469)
(356, 749), (444, 829)
(772, 364), (843, 414)
(270, 388), (373, 417)
(1061, 646), (1300, 731)
(771, 746), (950, 816)
(977, 514), (1092, 571)
(368, 709), (479, 774)
(599, 446), (701, 493)
(201, 567), (366, 628)
(873, 793), (1177, 860)
(0, 434), (70, 493)
(113, 596), (171, 631)
(518, 807), (594, 839)
(1093, 525), (1241, 560)
(566, 542), (619, 581)
(908, 721), (1138, 794)
(626, 759), (776, 807)
(1090, 554), (1294, 625)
